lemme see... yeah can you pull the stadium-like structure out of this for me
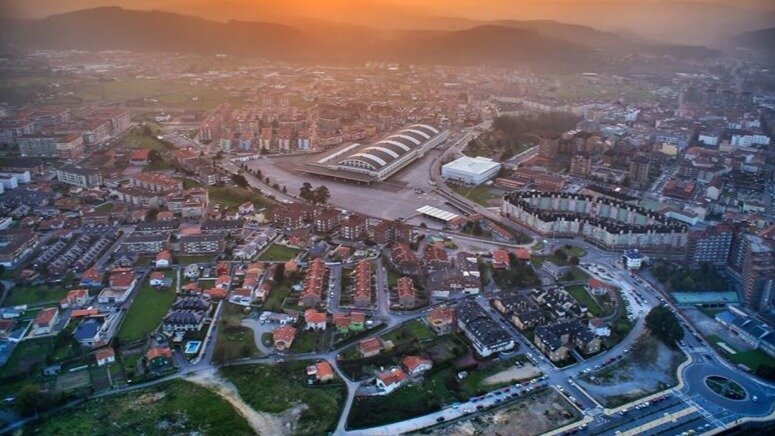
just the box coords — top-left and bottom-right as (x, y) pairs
(307, 124), (448, 182)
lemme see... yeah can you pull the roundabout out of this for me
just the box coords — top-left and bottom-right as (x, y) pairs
(681, 359), (775, 420)
(705, 375), (747, 401)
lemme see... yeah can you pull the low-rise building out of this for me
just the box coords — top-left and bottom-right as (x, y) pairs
(32, 307), (59, 336)
(273, 325), (297, 351)
(456, 300), (515, 357)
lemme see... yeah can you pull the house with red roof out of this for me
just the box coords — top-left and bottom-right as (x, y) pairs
(32, 307), (59, 336)
(306, 360), (335, 384)
(80, 267), (104, 288)
(204, 287), (227, 300)
(586, 278), (615, 297)
(358, 337), (384, 358)
(491, 249), (510, 269)
(60, 289), (89, 309)
(402, 355), (433, 376)
(304, 309), (327, 331)
(396, 277), (416, 308)
(145, 346), (173, 370)
(375, 368), (408, 394)
(155, 250), (172, 268)
(95, 347), (116, 366)
(273, 325), (296, 351)
(514, 248), (532, 261)
(427, 306), (455, 335)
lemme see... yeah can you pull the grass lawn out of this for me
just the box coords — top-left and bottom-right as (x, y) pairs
(179, 177), (204, 189)
(220, 362), (346, 435)
(566, 285), (604, 317)
(212, 303), (260, 364)
(116, 271), (177, 342)
(0, 338), (54, 379)
(348, 367), (460, 430)
(122, 126), (173, 151)
(386, 268), (399, 289)
(560, 267), (590, 283)
(3, 285), (71, 307)
(451, 184), (499, 206)
(531, 246), (585, 268)
(258, 244), (300, 262)
(208, 186), (273, 210)
(382, 319), (436, 347)
(177, 254), (215, 265)
(706, 335), (775, 372)
(290, 330), (325, 354)
(263, 281), (292, 312)
(24, 379), (252, 435)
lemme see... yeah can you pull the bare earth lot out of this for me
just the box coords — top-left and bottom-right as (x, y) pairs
(482, 364), (542, 386)
(576, 333), (686, 408)
(430, 388), (580, 436)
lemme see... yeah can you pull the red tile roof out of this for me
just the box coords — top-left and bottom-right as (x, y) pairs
(95, 347), (115, 361)
(34, 307), (58, 326)
(304, 309), (327, 324)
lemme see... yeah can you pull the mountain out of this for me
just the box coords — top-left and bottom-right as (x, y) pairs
(0, 7), (602, 71)
(394, 25), (597, 71)
(733, 27), (775, 53)
(3, 7), (306, 58)
(0, 7), (720, 71)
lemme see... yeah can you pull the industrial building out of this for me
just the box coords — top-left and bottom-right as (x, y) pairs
(305, 124), (448, 183)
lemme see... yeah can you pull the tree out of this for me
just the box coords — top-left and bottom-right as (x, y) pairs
(282, 185), (287, 194)
(568, 256), (580, 266)
(264, 176), (270, 184)
(553, 248), (568, 262)
(231, 174), (248, 188)
(645, 305), (684, 347)
(299, 182), (313, 202)
(313, 185), (330, 204)
(255, 169), (263, 180)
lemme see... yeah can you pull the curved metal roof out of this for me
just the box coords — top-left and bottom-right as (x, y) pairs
(337, 124), (441, 170)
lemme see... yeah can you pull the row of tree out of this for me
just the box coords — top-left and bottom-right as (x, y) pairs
(299, 182), (330, 205)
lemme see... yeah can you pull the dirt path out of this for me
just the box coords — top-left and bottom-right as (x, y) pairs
(185, 369), (288, 435)
(483, 364), (541, 386)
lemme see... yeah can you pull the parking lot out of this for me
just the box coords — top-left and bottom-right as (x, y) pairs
(245, 148), (455, 220)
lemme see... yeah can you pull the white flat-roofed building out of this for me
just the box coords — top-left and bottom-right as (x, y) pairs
(442, 156), (501, 185)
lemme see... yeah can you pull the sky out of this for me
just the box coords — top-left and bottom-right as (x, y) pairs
(1, 0), (773, 44)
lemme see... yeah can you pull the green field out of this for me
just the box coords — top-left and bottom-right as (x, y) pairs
(2, 285), (71, 307)
(23, 380), (252, 435)
(208, 186), (273, 210)
(566, 285), (604, 317)
(0, 338), (53, 379)
(258, 244), (300, 262)
(179, 177), (204, 189)
(531, 246), (586, 268)
(262, 280), (292, 312)
(212, 303), (260, 364)
(122, 127), (173, 152)
(116, 271), (177, 342)
(290, 330), (327, 354)
(220, 362), (346, 435)
(707, 335), (775, 372)
(382, 319), (436, 346)
(451, 184), (499, 206)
